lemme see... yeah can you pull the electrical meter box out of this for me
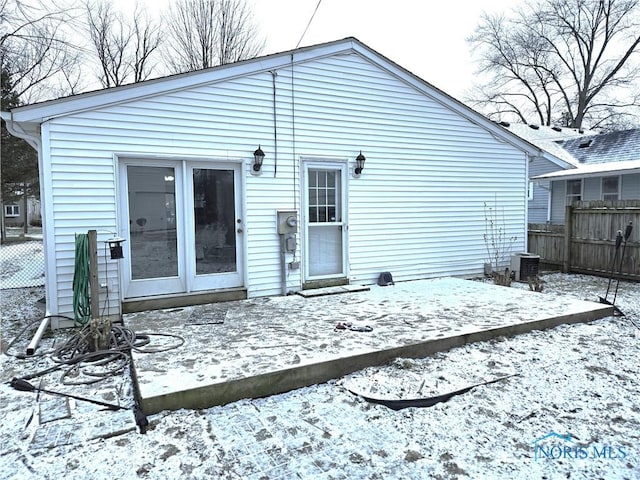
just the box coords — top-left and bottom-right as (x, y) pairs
(277, 211), (298, 235)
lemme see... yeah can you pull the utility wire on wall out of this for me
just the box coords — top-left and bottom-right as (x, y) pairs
(296, 0), (323, 48)
(290, 54), (298, 215)
(271, 70), (278, 178)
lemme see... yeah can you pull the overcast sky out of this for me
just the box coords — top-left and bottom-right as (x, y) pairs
(245, 0), (522, 99)
(114, 0), (524, 100)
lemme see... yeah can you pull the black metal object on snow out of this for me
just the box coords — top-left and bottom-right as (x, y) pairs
(348, 374), (518, 411)
(598, 222), (633, 316)
(10, 377), (127, 411)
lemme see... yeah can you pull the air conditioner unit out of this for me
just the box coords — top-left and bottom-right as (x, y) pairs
(510, 252), (540, 282)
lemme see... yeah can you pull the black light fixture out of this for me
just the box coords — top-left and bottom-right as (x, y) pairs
(106, 236), (125, 260)
(253, 145), (265, 172)
(355, 151), (366, 175)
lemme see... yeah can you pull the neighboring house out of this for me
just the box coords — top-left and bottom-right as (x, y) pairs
(497, 123), (599, 224)
(533, 128), (640, 224)
(2, 37), (545, 327)
(3, 195), (41, 227)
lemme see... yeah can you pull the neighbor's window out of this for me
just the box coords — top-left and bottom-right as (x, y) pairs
(566, 179), (582, 205)
(602, 176), (620, 201)
(4, 205), (20, 217)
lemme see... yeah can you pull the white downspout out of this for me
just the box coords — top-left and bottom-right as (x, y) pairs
(525, 153), (531, 253)
(546, 184), (552, 224)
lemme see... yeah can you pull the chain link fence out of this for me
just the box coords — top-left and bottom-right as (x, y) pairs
(1, 227), (45, 289)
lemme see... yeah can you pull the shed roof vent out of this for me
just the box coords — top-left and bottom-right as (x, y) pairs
(579, 139), (593, 148)
(529, 124), (540, 130)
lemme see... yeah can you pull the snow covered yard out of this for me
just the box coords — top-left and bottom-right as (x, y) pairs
(0, 241), (45, 289)
(1, 273), (639, 479)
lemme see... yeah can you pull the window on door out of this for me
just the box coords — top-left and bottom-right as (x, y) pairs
(127, 165), (179, 280)
(193, 168), (236, 275)
(602, 176), (620, 201)
(308, 170), (339, 223)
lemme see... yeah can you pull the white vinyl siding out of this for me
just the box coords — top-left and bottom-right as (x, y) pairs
(42, 50), (528, 317)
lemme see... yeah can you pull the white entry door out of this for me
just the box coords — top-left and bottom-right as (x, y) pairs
(120, 160), (243, 298)
(304, 163), (347, 280)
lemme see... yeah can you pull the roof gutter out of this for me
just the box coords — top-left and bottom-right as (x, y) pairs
(1, 110), (41, 150)
(533, 160), (640, 181)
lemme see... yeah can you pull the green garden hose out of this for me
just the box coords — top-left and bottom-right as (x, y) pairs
(72, 233), (91, 325)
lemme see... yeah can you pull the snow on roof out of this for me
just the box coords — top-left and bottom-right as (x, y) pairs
(496, 123), (599, 168)
(558, 128), (640, 165)
(500, 123), (598, 142)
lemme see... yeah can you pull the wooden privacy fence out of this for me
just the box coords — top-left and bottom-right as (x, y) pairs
(528, 200), (640, 281)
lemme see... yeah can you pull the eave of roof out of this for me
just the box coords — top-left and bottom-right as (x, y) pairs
(3, 36), (543, 158)
(5, 38), (357, 123)
(495, 123), (603, 169)
(532, 159), (640, 180)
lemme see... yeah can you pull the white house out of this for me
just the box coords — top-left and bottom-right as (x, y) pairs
(2, 38), (545, 327)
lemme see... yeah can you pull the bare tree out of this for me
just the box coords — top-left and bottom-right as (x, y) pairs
(85, 0), (160, 87)
(163, 0), (263, 74)
(131, 5), (160, 83)
(468, 0), (640, 129)
(1, 0), (84, 103)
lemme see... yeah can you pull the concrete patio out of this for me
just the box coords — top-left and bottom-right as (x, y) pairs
(125, 277), (613, 415)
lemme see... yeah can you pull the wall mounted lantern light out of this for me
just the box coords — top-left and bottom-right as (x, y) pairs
(106, 236), (125, 260)
(354, 151), (366, 175)
(253, 145), (265, 172)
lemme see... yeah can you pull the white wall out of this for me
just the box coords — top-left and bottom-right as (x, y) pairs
(43, 50), (528, 317)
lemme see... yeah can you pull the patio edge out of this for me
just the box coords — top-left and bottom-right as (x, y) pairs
(138, 303), (613, 415)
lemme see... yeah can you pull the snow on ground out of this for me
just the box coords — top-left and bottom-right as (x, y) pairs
(0, 241), (45, 288)
(1, 273), (639, 479)
(127, 276), (611, 404)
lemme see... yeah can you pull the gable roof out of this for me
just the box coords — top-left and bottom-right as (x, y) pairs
(2, 37), (543, 158)
(532, 128), (640, 181)
(558, 128), (640, 164)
